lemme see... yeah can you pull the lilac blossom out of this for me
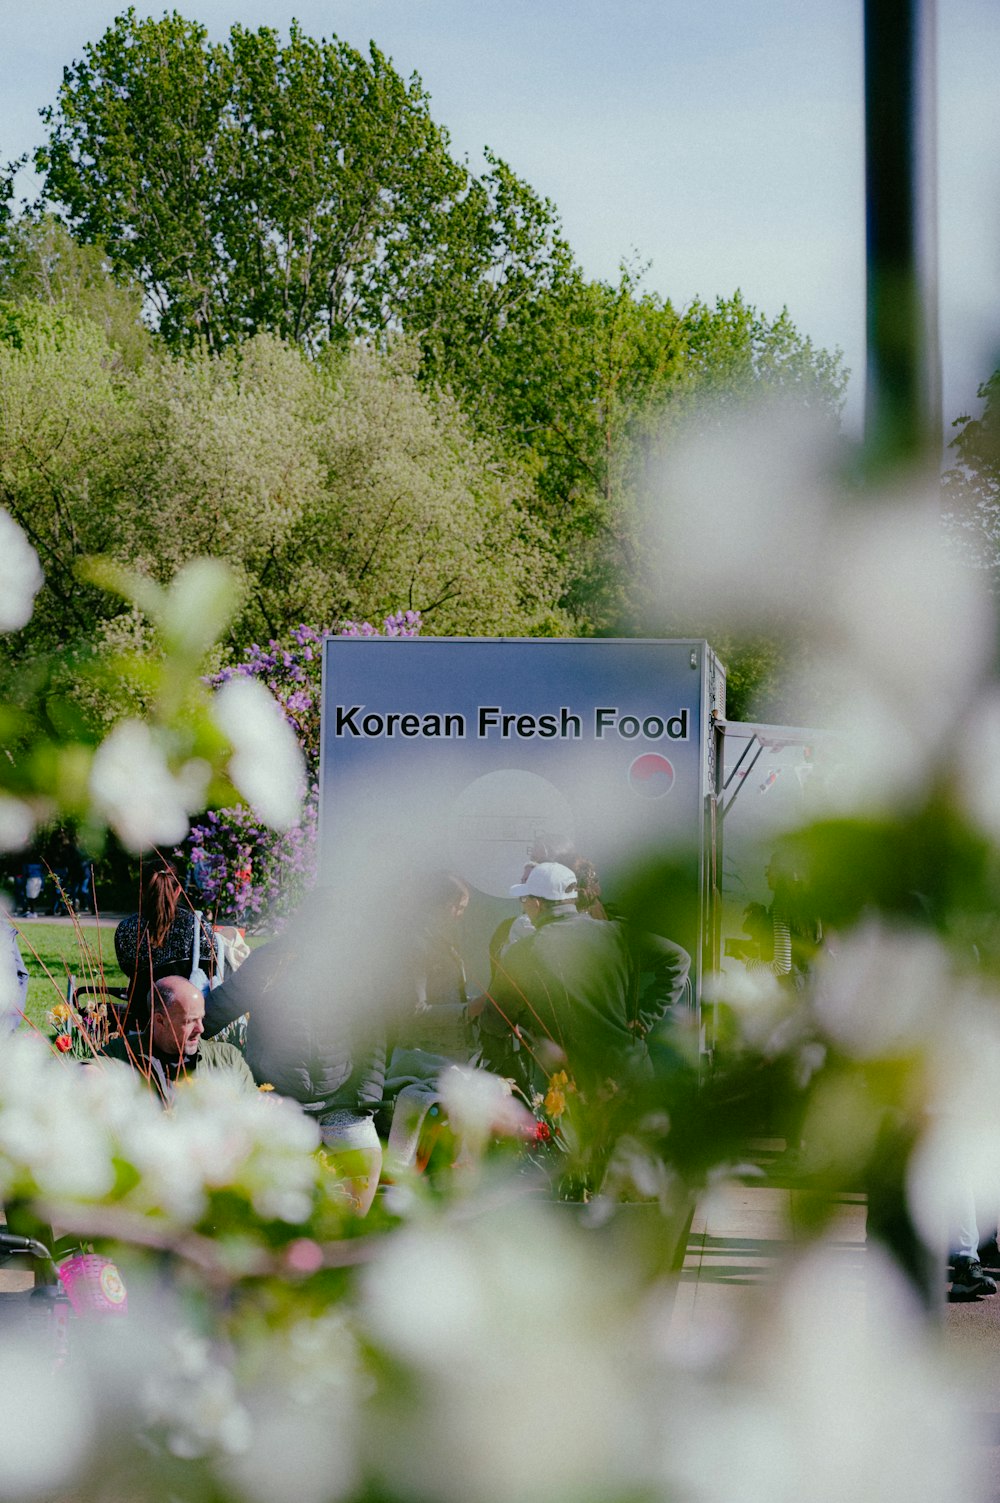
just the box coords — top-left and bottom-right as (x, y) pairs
(186, 614), (420, 927)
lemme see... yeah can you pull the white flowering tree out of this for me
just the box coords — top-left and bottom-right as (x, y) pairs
(0, 549), (304, 861)
(1, 349), (999, 1503)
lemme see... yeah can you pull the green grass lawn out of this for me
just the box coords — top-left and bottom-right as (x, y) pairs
(14, 920), (270, 1032)
(14, 921), (127, 1031)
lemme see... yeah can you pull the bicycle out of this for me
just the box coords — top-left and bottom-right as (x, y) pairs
(0, 1229), (127, 1367)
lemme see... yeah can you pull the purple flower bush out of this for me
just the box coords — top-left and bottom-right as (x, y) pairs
(184, 613), (421, 928)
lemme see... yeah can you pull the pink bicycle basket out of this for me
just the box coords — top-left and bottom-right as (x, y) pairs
(57, 1254), (128, 1316)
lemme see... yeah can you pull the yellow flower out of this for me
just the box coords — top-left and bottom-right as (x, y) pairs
(257, 1082), (275, 1092)
(50, 1002), (72, 1024)
(545, 1085), (566, 1118)
(544, 1070), (574, 1120)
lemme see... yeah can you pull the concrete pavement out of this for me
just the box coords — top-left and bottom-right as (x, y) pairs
(667, 1169), (1000, 1498)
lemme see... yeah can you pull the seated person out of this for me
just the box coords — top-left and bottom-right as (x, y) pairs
(101, 976), (254, 1104)
(114, 857), (216, 1024)
(202, 890), (386, 1215)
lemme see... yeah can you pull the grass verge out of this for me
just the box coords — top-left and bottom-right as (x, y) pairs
(12, 919), (127, 1032)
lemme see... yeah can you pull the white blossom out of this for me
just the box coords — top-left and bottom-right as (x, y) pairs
(0, 1035), (322, 1230)
(361, 1199), (669, 1503)
(811, 921), (951, 1059)
(0, 508), (43, 631)
(220, 1312), (366, 1503)
(0, 1335), (92, 1497)
(0, 795), (35, 852)
(437, 1063), (533, 1158)
(213, 676), (304, 830)
(907, 994), (1000, 1255)
(88, 719), (209, 850)
(143, 1331), (252, 1459)
(650, 405), (995, 810)
(954, 687), (1000, 841)
(661, 1243), (984, 1503)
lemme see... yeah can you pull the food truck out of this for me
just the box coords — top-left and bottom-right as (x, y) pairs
(319, 636), (824, 1052)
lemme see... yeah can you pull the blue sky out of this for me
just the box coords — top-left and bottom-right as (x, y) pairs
(4, 1), (1000, 438)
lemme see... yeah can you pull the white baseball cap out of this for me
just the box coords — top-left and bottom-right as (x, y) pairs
(508, 862), (578, 902)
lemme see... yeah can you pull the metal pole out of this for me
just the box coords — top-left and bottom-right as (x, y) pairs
(863, 0), (943, 1316)
(864, 0), (941, 472)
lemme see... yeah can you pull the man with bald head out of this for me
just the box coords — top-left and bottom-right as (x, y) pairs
(101, 976), (254, 1103)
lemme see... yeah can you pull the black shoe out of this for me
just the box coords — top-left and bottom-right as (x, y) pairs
(978, 1237), (1000, 1270)
(950, 1256), (997, 1300)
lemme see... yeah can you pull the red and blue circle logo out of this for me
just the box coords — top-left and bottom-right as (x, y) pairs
(628, 753), (675, 798)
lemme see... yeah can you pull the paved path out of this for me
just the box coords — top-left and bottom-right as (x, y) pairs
(668, 1174), (1000, 1498)
(11, 912), (125, 927)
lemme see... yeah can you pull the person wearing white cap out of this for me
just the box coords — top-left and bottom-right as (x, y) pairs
(509, 861), (580, 904)
(474, 862), (690, 1101)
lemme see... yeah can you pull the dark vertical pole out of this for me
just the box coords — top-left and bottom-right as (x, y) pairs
(864, 0), (941, 472)
(863, 0), (943, 1316)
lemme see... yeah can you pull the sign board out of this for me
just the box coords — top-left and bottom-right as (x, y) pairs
(320, 638), (725, 1001)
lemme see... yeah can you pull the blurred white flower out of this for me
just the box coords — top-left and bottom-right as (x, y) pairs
(662, 1243), (984, 1503)
(650, 403), (995, 810)
(0, 1034), (322, 1233)
(120, 1073), (319, 1224)
(0, 509), (43, 631)
(797, 495), (995, 811)
(438, 1064), (534, 1158)
(0, 1335), (93, 1497)
(213, 676), (304, 830)
(143, 1331), (251, 1459)
(221, 1312), (365, 1503)
(954, 687), (1000, 841)
(907, 993), (1000, 1254)
(653, 400), (839, 625)
(811, 921), (950, 1059)
(361, 1199), (671, 1503)
(89, 719), (209, 851)
(0, 1034), (122, 1201)
(0, 796), (34, 852)
(704, 965), (789, 1049)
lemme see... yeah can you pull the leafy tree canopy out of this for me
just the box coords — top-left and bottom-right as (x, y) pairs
(0, 306), (566, 735)
(0, 213), (151, 367)
(942, 367), (1000, 586)
(27, 9), (848, 711)
(37, 9), (570, 362)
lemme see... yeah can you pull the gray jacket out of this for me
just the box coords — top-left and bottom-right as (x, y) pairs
(204, 937), (385, 1117)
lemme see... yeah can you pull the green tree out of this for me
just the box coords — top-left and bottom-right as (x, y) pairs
(32, 9), (846, 689)
(437, 267), (846, 632)
(942, 367), (1000, 585)
(37, 11), (524, 353)
(0, 306), (565, 721)
(37, 11), (578, 378)
(0, 299), (131, 646)
(0, 213), (151, 366)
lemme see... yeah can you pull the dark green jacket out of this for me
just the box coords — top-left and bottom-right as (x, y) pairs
(101, 1034), (255, 1104)
(480, 906), (690, 1093)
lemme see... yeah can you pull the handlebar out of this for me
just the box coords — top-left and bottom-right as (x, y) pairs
(0, 1230), (52, 1261)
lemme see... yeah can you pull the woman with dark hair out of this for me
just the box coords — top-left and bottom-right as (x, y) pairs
(114, 857), (216, 1020)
